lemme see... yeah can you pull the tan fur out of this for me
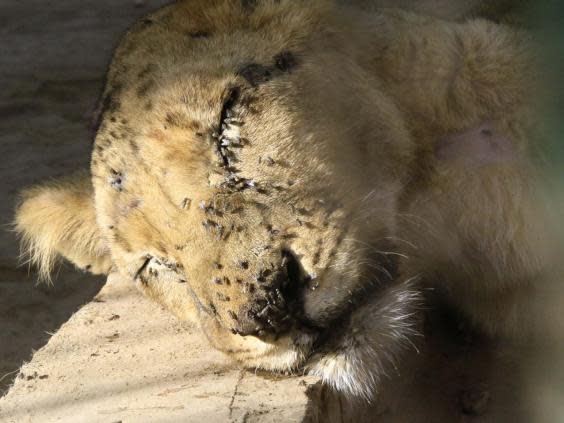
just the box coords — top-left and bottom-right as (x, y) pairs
(15, 171), (112, 281)
(14, 0), (550, 397)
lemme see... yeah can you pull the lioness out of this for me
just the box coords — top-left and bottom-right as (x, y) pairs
(15, 0), (549, 398)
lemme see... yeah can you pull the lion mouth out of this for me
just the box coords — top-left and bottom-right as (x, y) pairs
(242, 244), (402, 346)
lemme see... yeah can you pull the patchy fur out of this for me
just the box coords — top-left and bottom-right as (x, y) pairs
(14, 0), (549, 398)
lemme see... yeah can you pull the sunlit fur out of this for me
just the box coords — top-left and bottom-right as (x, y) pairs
(15, 171), (112, 281)
(14, 0), (550, 398)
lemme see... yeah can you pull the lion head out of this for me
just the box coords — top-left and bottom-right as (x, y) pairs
(16, 0), (420, 398)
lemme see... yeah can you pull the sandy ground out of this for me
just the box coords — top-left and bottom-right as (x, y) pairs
(0, 274), (320, 423)
(0, 0), (563, 422)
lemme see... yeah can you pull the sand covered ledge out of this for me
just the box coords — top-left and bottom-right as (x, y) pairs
(0, 273), (327, 423)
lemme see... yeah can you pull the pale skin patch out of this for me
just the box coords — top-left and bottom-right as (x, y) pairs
(435, 123), (517, 167)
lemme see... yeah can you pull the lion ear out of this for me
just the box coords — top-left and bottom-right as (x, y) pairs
(15, 171), (111, 281)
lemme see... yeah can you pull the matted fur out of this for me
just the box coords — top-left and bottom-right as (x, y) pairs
(14, 0), (550, 398)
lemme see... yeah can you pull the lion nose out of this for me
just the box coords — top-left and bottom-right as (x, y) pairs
(231, 250), (304, 338)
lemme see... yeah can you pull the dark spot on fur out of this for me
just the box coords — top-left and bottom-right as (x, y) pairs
(189, 31), (211, 38)
(230, 206), (244, 215)
(180, 198), (192, 210)
(481, 128), (493, 137)
(142, 18), (154, 25)
(138, 64), (157, 79)
(113, 231), (132, 253)
(137, 80), (154, 98)
(241, 0), (257, 12)
(157, 242), (168, 255)
(209, 303), (218, 315)
(266, 224), (280, 236)
(101, 83), (123, 116)
(213, 262), (223, 270)
(165, 112), (185, 128)
(99, 138), (112, 149)
(129, 139), (139, 153)
(200, 201), (223, 217)
(123, 199), (141, 213)
(296, 207), (312, 216)
(216, 293), (231, 302)
(238, 261), (249, 270)
(213, 277), (223, 285)
(274, 51), (298, 72)
(239, 93), (258, 109)
(228, 310), (238, 321)
(108, 169), (124, 192)
(256, 268), (273, 283)
(202, 219), (225, 239)
(238, 63), (272, 87)
(313, 251), (321, 266)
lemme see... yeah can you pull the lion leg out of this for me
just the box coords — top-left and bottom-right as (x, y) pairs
(132, 257), (199, 324)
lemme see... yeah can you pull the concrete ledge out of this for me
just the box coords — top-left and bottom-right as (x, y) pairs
(2, 273), (550, 422)
(0, 274), (322, 422)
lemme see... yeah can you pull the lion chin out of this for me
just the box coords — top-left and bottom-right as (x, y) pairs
(200, 276), (421, 400)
